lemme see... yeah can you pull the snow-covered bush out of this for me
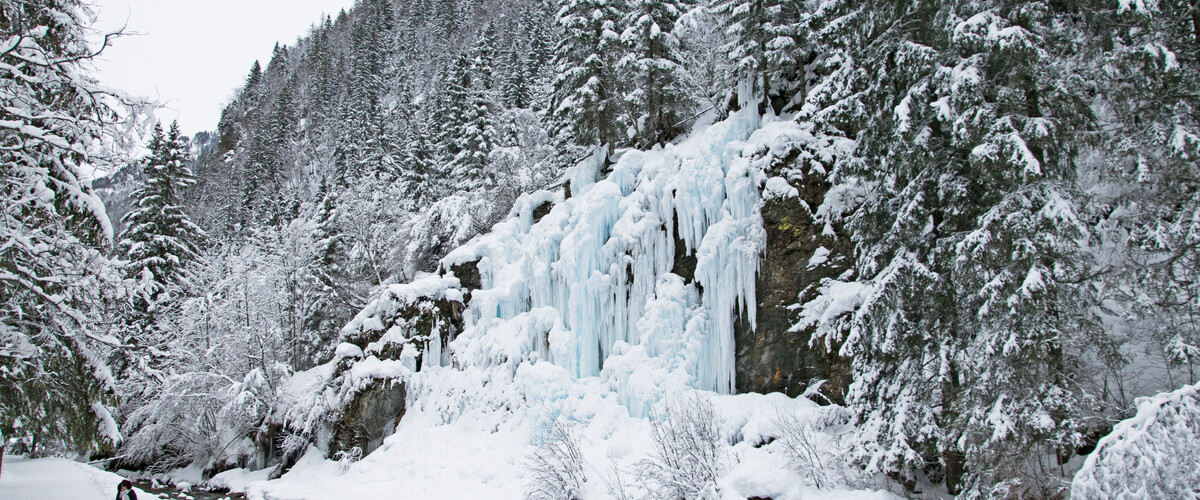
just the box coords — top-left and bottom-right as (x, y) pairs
(774, 406), (857, 490)
(1072, 382), (1200, 499)
(639, 395), (727, 499)
(526, 417), (587, 500)
(334, 446), (362, 473)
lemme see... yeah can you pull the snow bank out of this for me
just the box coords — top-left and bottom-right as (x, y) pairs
(208, 463), (274, 493)
(0, 456), (154, 500)
(250, 388), (899, 500)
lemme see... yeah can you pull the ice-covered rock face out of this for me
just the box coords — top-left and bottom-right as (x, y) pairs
(434, 109), (800, 406)
(338, 110), (834, 417)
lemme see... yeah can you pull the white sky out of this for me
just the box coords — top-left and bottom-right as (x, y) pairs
(92, 0), (359, 137)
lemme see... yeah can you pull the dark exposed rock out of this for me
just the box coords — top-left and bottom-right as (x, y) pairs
(670, 212), (698, 285)
(450, 259), (482, 292)
(734, 146), (854, 404)
(532, 200), (554, 224)
(339, 287), (464, 373)
(329, 379), (407, 457)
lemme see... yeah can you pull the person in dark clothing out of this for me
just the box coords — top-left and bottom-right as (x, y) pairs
(116, 479), (138, 500)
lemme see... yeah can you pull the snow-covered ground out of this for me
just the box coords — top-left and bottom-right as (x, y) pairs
(0, 455), (154, 500)
(238, 389), (902, 500)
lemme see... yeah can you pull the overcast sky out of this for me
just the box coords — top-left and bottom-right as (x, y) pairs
(92, 0), (359, 137)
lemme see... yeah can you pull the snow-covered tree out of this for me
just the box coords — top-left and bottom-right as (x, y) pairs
(550, 0), (628, 152)
(433, 54), (473, 169)
(620, 0), (691, 146)
(451, 66), (499, 191)
(501, 48), (534, 109)
(0, 0), (144, 452)
(243, 75), (299, 224)
(402, 119), (437, 206)
(805, 0), (1100, 495)
(675, 6), (735, 119)
(120, 121), (203, 300)
(1091, 0), (1200, 395)
(709, 0), (806, 112)
(115, 121), (204, 386)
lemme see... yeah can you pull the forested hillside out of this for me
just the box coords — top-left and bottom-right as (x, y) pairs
(5, 0), (1200, 498)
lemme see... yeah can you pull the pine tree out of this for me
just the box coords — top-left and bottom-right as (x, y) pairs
(501, 48), (534, 109)
(451, 29), (501, 191)
(402, 119), (437, 205)
(452, 88), (499, 191)
(1093, 0), (1200, 392)
(805, 0), (1098, 495)
(437, 0), (461, 41)
(471, 22), (499, 91)
(243, 76), (299, 225)
(246, 60), (264, 91)
(333, 0), (397, 184)
(549, 0), (628, 151)
(304, 176), (353, 342)
(525, 6), (558, 79)
(433, 54), (474, 165)
(307, 16), (338, 130)
(115, 121), (204, 400)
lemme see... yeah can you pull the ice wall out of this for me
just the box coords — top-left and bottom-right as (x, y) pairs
(343, 110), (817, 415)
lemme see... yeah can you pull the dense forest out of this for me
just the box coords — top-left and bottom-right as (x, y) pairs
(5, 0), (1200, 498)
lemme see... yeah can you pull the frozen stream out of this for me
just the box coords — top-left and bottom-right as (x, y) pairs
(132, 480), (245, 500)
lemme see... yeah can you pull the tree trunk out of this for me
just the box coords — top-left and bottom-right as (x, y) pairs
(945, 448), (966, 495)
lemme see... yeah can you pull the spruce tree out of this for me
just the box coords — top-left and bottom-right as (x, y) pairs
(525, 6), (557, 77)
(402, 119), (437, 205)
(451, 30), (501, 191)
(306, 16), (338, 131)
(709, 0), (806, 112)
(305, 176), (352, 341)
(472, 22), (499, 91)
(805, 0), (1097, 495)
(248, 82), (298, 228)
(452, 89), (498, 191)
(549, 0), (628, 151)
(334, 0), (397, 183)
(437, 0), (461, 40)
(433, 54), (474, 165)
(1093, 0), (1200, 393)
(620, 0), (691, 146)
(246, 60), (264, 92)
(120, 121), (203, 302)
(501, 48), (534, 109)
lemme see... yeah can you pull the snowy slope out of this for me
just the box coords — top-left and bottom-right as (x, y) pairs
(0, 456), (154, 500)
(251, 389), (897, 500)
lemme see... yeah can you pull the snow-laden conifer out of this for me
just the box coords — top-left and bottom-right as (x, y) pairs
(0, 0), (145, 452)
(620, 0), (691, 147)
(550, 0), (628, 151)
